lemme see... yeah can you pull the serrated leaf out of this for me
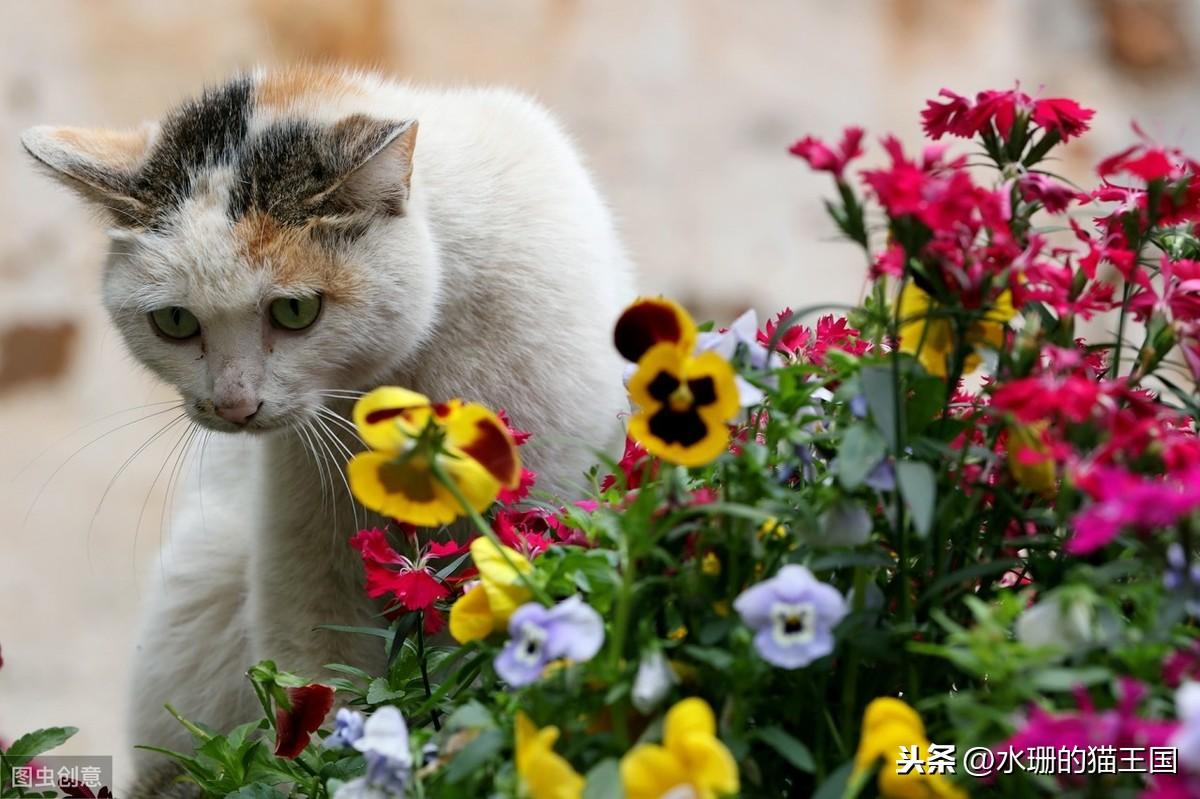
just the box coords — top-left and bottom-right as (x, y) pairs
(3, 727), (77, 769)
(754, 726), (815, 773)
(366, 677), (405, 705)
(896, 460), (936, 538)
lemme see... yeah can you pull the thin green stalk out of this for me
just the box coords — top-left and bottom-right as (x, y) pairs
(608, 532), (637, 749)
(430, 459), (552, 605)
(416, 613), (442, 732)
(1111, 280), (1132, 379)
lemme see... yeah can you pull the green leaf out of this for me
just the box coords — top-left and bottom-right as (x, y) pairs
(446, 701), (496, 732)
(859, 365), (897, 450)
(812, 760), (856, 799)
(442, 729), (504, 784)
(366, 677), (406, 705)
(681, 645), (734, 671)
(582, 758), (622, 799)
(1032, 666), (1112, 692)
(753, 726), (815, 773)
(2, 727), (77, 771)
(837, 425), (888, 490)
(225, 784), (288, 798)
(895, 460), (936, 538)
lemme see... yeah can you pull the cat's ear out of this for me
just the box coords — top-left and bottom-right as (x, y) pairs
(20, 124), (156, 227)
(311, 116), (418, 220)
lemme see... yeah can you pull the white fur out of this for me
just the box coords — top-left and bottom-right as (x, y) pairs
(27, 74), (634, 784)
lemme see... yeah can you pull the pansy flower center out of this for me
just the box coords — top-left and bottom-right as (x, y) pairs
(514, 621), (549, 666)
(770, 600), (817, 646)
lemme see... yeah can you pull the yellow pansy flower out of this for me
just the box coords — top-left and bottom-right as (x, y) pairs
(448, 538), (533, 644)
(515, 713), (585, 799)
(620, 698), (739, 799)
(1006, 422), (1056, 494)
(347, 387), (520, 527)
(898, 283), (1013, 379)
(615, 298), (741, 468)
(853, 698), (968, 799)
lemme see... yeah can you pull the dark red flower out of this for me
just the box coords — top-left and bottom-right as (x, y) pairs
(1017, 173), (1081, 214)
(59, 782), (113, 798)
(990, 374), (1101, 425)
(1029, 97), (1094, 142)
(274, 684), (334, 759)
(788, 126), (865, 179)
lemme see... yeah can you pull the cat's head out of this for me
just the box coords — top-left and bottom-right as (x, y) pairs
(21, 73), (439, 434)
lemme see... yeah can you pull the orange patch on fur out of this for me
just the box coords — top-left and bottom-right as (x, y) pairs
(232, 211), (362, 301)
(256, 66), (362, 112)
(53, 126), (152, 171)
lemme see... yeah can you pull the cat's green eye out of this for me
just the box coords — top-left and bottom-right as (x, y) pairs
(150, 306), (201, 340)
(269, 294), (322, 331)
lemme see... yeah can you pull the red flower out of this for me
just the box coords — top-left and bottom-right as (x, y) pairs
(788, 126), (865, 179)
(495, 409), (537, 503)
(601, 436), (657, 491)
(1017, 173), (1080, 214)
(274, 684), (334, 759)
(757, 308), (812, 356)
(990, 374), (1100, 425)
(350, 528), (451, 612)
(922, 86), (1093, 143)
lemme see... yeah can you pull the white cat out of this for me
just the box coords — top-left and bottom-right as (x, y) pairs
(22, 66), (633, 795)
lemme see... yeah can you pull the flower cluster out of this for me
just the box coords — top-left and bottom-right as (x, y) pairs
(129, 85), (1200, 799)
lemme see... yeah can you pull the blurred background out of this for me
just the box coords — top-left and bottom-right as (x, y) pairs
(2, 0), (1199, 786)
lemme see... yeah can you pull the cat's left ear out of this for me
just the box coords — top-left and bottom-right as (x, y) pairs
(311, 116), (418, 220)
(20, 124), (156, 227)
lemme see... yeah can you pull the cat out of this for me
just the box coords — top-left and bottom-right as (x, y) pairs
(22, 65), (634, 796)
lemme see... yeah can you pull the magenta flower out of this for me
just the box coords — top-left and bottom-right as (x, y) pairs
(788, 126), (865, 179)
(734, 565), (848, 669)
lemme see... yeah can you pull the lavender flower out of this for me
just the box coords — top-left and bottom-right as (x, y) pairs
(334, 706), (412, 798)
(495, 596), (605, 687)
(325, 708), (366, 749)
(733, 565), (848, 669)
(1166, 543), (1200, 617)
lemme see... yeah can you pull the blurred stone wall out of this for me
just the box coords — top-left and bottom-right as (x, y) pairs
(2, 0), (1198, 785)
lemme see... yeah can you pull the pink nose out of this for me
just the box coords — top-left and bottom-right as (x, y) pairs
(215, 401), (262, 425)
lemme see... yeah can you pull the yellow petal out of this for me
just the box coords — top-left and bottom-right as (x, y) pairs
(862, 698), (925, 737)
(627, 348), (739, 468)
(1007, 422), (1056, 494)
(438, 452), (503, 514)
(347, 451), (464, 527)
(675, 732), (739, 797)
(442, 402), (521, 488)
(470, 537), (533, 625)
(878, 768), (970, 799)
(448, 583), (495, 643)
(614, 296), (698, 363)
(898, 285), (954, 379)
(663, 697), (717, 748)
(620, 744), (690, 799)
(515, 714), (585, 799)
(353, 387), (432, 452)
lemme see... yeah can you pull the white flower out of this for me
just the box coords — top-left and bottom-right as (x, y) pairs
(1172, 681), (1200, 770)
(1015, 593), (1094, 651)
(632, 650), (678, 713)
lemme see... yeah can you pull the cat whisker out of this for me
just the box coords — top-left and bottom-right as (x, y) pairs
(308, 415), (361, 534)
(314, 405), (367, 448)
(291, 421), (331, 521)
(10, 399), (181, 483)
(159, 424), (200, 561)
(84, 412), (189, 567)
(19, 403), (186, 531)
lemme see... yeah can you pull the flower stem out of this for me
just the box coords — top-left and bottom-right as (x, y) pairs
(429, 460), (552, 605)
(416, 612), (442, 732)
